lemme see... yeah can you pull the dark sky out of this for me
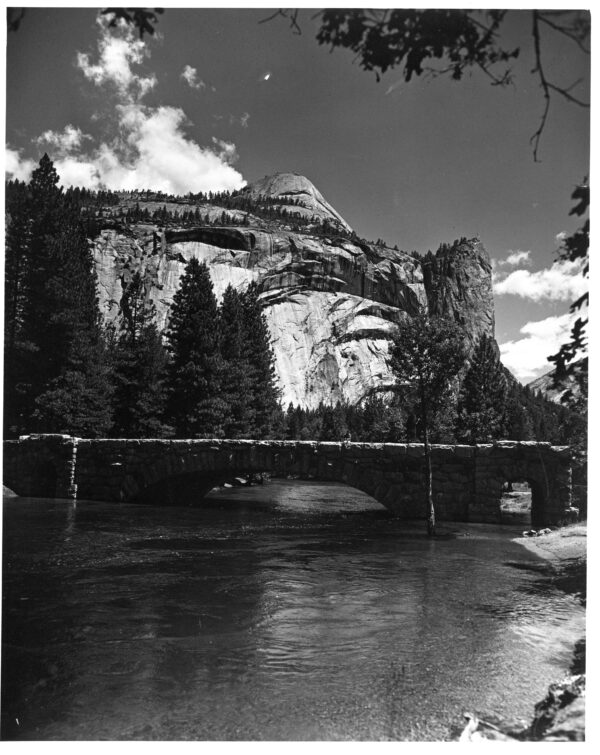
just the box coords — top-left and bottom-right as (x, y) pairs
(5, 7), (590, 382)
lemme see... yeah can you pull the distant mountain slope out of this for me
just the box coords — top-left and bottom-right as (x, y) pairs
(528, 364), (584, 404)
(91, 174), (496, 408)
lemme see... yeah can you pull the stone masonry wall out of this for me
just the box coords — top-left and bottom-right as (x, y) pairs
(3, 437), (572, 527)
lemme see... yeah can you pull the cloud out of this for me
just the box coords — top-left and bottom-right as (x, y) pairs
(493, 259), (586, 302)
(555, 231), (567, 245)
(211, 137), (239, 164)
(6, 16), (245, 194)
(35, 125), (91, 157)
(5, 147), (37, 182)
(228, 112), (250, 128)
(499, 312), (582, 383)
(504, 250), (531, 267)
(77, 17), (156, 100)
(492, 249), (531, 269)
(181, 64), (206, 90)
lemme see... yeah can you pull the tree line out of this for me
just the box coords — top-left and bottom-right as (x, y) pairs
(4, 155), (281, 440)
(4, 155), (581, 454)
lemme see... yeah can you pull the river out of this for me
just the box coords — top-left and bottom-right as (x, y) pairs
(1, 480), (585, 741)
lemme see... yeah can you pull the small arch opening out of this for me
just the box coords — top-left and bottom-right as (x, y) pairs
(500, 480), (532, 526)
(500, 479), (545, 528)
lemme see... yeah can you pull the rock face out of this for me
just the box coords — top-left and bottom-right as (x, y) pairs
(423, 238), (495, 350)
(92, 174), (496, 408)
(240, 172), (353, 232)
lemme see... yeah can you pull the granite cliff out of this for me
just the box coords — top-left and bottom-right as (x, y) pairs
(92, 173), (495, 408)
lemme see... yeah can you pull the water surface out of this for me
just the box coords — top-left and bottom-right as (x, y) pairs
(1, 480), (584, 740)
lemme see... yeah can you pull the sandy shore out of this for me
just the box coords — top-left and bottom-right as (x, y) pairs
(513, 522), (587, 564)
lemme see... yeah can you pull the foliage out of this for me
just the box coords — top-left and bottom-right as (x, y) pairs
(547, 180), (589, 408)
(455, 335), (508, 443)
(390, 313), (466, 535)
(164, 258), (226, 438)
(271, 8), (589, 160)
(111, 272), (172, 438)
(218, 284), (255, 438)
(4, 155), (112, 437)
(390, 314), (465, 435)
(316, 9), (518, 84)
(282, 395), (406, 443)
(33, 335), (114, 437)
(100, 8), (164, 38)
(240, 282), (282, 438)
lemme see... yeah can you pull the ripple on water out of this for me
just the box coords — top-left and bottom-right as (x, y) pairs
(1, 484), (585, 741)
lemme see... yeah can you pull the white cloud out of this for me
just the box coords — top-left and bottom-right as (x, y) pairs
(555, 231), (567, 245)
(504, 250), (531, 267)
(493, 259), (586, 302)
(5, 147), (37, 182)
(492, 249), (531, 269)
(35, 125), (91, 157)
(211, 137), (239, 164)
(77, 17), (156, 100)
(6, 16), (245, 194)
(499, 311), (584, 383)
(181, 65), (206, 90)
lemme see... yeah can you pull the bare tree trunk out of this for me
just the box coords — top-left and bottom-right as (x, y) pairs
(420, 381), (435, 536)
(424, 424), (435, 536)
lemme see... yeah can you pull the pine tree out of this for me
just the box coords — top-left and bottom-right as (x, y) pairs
(320, 402), (349, 440)
(33, 331), (114, 437)
(503, 382), (534, 440)
(165, 258), (226, 437)
(112, 272), (172, 437)
(219, 284), (254, 437)
(241, 282), (282, 437)
(31, 222), (114, 436)
(5, 155), (113, 436)
(455, 335), (508, 443)
(4, 179), (32, 436)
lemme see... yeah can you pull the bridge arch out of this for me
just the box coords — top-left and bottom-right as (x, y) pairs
(125, 442), (392, 508)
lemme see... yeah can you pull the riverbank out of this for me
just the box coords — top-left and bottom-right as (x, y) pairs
(514, 522), (587, 565)
(463, 522), (588, 742)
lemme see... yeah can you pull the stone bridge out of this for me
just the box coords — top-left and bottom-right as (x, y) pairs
(3, 435), (573, 526)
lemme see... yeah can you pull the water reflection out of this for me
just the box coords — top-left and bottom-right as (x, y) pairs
(2, 481), (585, 741)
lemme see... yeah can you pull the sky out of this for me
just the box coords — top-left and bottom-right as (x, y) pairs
(4, 4), (590, 384)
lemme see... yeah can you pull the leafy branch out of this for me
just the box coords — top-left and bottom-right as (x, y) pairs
(265, 8), (589, 161)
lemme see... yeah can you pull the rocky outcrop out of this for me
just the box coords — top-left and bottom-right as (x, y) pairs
(240, 172), (353, 232)
(423, 237), (495, 350)
(528, 674), (585, 741)
(91, 175), (496, 408)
